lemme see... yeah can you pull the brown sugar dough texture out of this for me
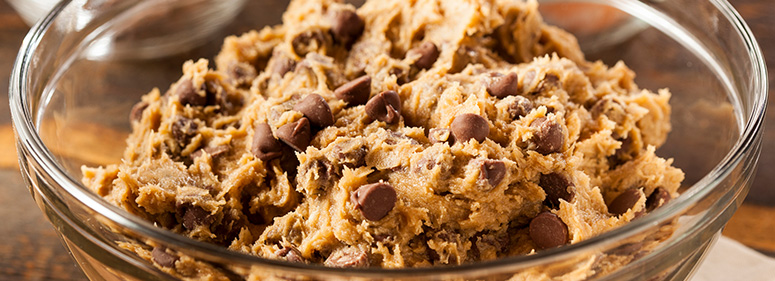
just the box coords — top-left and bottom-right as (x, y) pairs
(82, 0), (684, 272)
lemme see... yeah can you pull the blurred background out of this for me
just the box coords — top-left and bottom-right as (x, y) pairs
(0, 0), (772, 280)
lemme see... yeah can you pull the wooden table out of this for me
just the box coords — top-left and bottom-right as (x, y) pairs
(0, 0), (772, 280)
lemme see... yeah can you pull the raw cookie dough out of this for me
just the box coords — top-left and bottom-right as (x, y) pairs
(82, 0), (684, 272)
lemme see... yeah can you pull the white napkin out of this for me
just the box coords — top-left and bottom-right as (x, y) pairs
(691, 236), (775, 281)
(5, 0), (58, 25)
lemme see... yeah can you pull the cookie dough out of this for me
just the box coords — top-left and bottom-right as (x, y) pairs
(82, 0), (684, 272)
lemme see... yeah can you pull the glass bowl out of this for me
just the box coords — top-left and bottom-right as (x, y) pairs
(9, 0), (767, 280)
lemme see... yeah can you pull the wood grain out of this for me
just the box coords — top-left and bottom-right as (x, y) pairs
(723, 204), (775, 252)
(731, 0), (775, 207)
(0, 1), (88, 279)
(0, 125), (18, 169)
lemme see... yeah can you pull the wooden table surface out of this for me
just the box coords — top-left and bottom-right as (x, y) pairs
(0, 1), (773, 280)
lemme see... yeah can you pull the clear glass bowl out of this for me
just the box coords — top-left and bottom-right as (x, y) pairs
(9, 0), (767, 280)
(6, 0), (246, 59)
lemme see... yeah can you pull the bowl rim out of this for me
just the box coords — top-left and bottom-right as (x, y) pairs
(8, 0), (768, 277)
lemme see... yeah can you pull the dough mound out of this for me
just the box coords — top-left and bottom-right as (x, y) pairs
(83, 0), (684, 271)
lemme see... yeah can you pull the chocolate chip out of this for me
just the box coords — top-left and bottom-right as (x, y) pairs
(609, 137), (636, 168)
(543, 74), (560, 87)
(609, 242), (644, 256)
(224, 95), (244, 116)
(539, 173), (575, 208)
(508, 96), (534, 119)
(487, 72), (519, 98)
(292, 30), (330, 57)
(351, 182), (397, 221)
(334, 75), (371, 106)
(201, 80), (242, 115)
(171, 117), (198, 147)
(130, 101), (148, 123)
(293, 94), (334, 127)
(271, 57), (296, 77)
(529, 211), (569, 250)
(591, 98), (626, 123)
(416, 157), (438, 172)
(300, 159), (338, 195)
(333, 140), (368, 168)
(251, 123), (284, 161)
(203, 80), (223, 107)
(151, 247), (179, 268)
(389, 67), (409, 85)
(182, 205), (211, 229)
(325, 248), (369, 268)
(365, 90), (402, 124)
(451, 113), (489, 144)
(531, 117), (564, 155)
(479, 159), (506, 187)
(533, 73), (562, 94)
(330, 9), (364, 48)
(279, 145), (301, 175)
(609, 189), (641, 216)
(411, 42), (440, 69)
(227, 62), (257, 86)
(617, 137), (634, 156)
(429, 128), (453, 144)
(277, 246), (305, 263)
(276, 118), (312, 152)
(191, 145), (230, 160)
(470, 231), (509, 260)
(176, 78), (206, 107)
(646, 187), (671, 212)
(383, 130), (417, 146)
(373, 234), (392, 243)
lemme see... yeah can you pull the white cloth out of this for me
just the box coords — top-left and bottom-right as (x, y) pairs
(692, 236), (775, 281)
